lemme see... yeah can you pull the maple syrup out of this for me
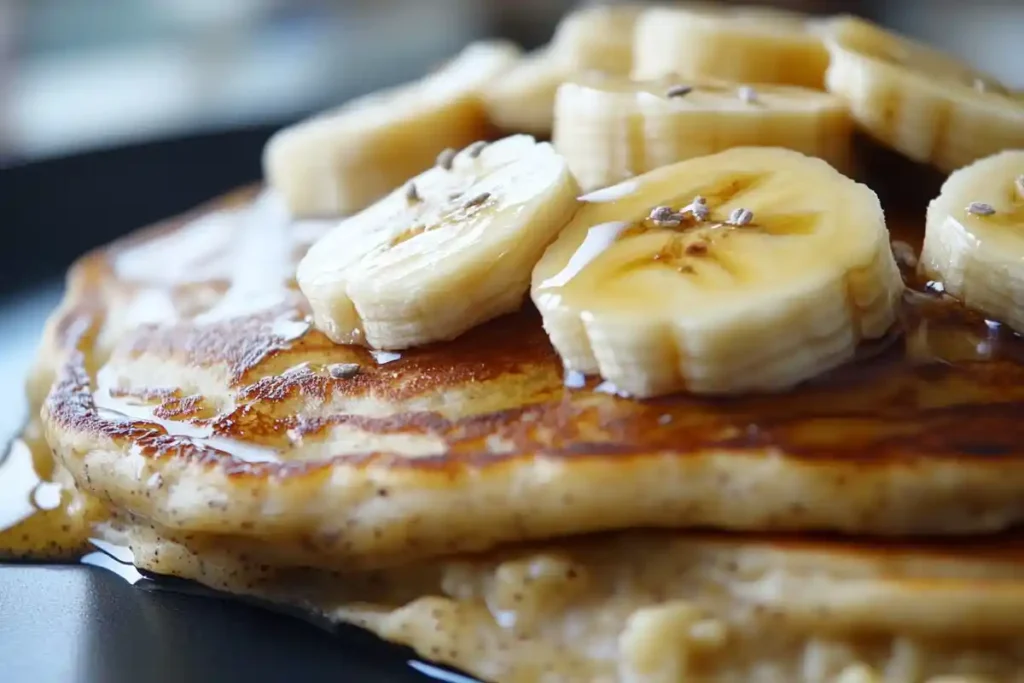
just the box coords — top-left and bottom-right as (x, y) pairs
(0, 428), (104, 562)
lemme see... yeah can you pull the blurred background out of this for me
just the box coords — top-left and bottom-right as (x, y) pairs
(1, 0), (1021, 164)
(0, 0), (1022, 291)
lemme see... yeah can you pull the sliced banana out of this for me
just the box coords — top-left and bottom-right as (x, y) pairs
(549, 3), (645, 75)
(298, 136), (580, 350)
(632, 5), (830, 90)
(264, 41), (520, 219)
(553, 74), (852, 192)
(482, 47), (573, 136)
(824, 16), (1024, 173)
(918, 150), (1024, 332)
(531, 147), (903, 398)
(480, 3), (652, 136)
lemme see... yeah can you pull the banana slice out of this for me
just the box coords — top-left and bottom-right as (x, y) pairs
(549, 3), (645, 75)
(264, 41), (520, 219)
(482, 48), (573, 136)
(824, 16), (1024, 173)
(480, 3), (654, 136)
(553, 74), (852, 192)
(632, 5), (830, 90)
(919, 150), (1024, 332)
(531, 147), (903, 398)
(297, 136), (579, 350)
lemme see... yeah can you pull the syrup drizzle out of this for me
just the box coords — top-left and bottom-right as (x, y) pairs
(0, 433), (100, 562)
(92, 364), (283, 464)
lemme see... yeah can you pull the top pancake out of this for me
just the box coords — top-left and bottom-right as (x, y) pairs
(39, 189), (1024, 569)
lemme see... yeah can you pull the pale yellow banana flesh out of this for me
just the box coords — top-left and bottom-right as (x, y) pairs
(297, 135), (580, 350)
(549, 3), (644, 74)
(824, 16), (1024, 173)
(632, 5), (830, 90)
(531, 147), (903, 398)
(482, 48), (572, 136)
(481, 4), (643, 137)
(553, 74), (852, 192)
(919, 150), (1024, 333)
(263, 41), (520, 219)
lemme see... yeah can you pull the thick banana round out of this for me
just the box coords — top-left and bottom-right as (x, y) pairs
(632, 5), (829, 90)
(824, 16), (1024, 173)
(481, 3), (648, 137)
(553, 74), (852, 192)
(549, 3), (645, 75)
(482, 48), (572, 136)
(298, 135), (580, 350)
(531, 147), (903, 398)
(919, 150), (1024, 332)
(263, 41), (520, 219)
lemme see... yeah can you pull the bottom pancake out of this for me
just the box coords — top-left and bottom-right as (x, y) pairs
(120, 521), (1024, 683)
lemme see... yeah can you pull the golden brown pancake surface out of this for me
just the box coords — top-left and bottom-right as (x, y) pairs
(35, 189), (1024, 570)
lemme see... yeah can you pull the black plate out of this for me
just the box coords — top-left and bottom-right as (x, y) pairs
(0, 130), (476, 683)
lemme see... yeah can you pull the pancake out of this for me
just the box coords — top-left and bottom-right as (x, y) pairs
(36, 189), (1024, 571)
(123, 521), (1024, 682)
(8, 428), (1024, 682)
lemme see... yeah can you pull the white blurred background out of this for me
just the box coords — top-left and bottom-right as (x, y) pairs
(0, 0), (1021, 164)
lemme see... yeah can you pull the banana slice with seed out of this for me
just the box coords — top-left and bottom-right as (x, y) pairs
(264, 41), (520, 219)
(298, 136), (579, 350)
(632, 5), (830, 90)
(824, 16), (1024, 173)
(553, 74), (852, 192)
(531, 147), (903, 398)
(919, 150), (1024, 332)
(482, 48), (573, 136)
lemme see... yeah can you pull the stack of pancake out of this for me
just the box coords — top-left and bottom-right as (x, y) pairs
(12, 4), (1024, 683)
(22, 190), (1024, 683)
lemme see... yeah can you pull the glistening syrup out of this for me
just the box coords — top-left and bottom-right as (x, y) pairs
(0, 431), (101, 562)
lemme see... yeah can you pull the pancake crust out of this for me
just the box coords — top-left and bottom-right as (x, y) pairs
(40, 190), (1024, 570)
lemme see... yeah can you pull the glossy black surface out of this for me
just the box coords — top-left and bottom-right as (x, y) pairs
(0, 564), (442, 683)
